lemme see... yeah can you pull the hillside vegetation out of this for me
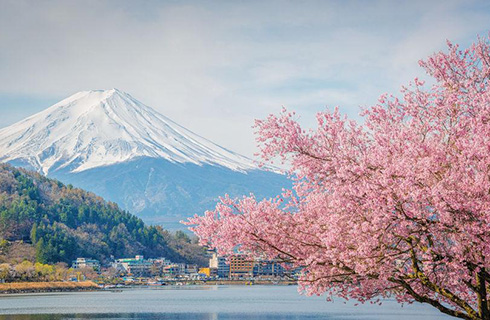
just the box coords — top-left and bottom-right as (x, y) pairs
(0, 163), (206, 266)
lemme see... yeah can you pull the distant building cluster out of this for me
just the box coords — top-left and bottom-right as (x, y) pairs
(209, 252), (297, 280)
(71, 252), (298, 281)
(71, 255), (200, 279)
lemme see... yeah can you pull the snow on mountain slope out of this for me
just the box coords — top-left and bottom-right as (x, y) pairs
(0, 89), (258, 174)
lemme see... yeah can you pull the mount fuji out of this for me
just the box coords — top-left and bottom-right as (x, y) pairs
(0, 89), (288, 228)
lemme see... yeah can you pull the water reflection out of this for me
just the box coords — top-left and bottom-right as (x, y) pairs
(0, 286), (450, 319)
(0, 314), (330, 320)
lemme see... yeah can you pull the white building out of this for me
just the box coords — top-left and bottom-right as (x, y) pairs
(71, 258), (100, 271)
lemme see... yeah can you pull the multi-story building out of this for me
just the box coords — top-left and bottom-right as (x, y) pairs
(71, 258), (100, 271)
(213, 253), (295, 280)
(217, 256), (230, 279)
(253, 260), (285, 277)
(229, 255), (254, 279)
(209, 251), (218, 269)
(216, 254), (255, 279)
(186, 264), (198, 274)
(162, 263), (187, 277)
(112, 255), (153, 276)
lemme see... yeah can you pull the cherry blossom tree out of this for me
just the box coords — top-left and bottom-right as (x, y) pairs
(186, 37), (490, 320)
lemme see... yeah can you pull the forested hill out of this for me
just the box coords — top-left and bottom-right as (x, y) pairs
(0, 163), (206, 266)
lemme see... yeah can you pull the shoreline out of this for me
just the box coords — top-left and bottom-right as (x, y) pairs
(0, 281), (99, 294)
(177, 280), (297, 286)
(0, 280), (296, 294)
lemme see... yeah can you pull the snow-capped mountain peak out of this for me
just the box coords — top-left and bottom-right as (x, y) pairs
(0, 89), (257, 174)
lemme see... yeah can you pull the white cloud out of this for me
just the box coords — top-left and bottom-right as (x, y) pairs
(0, 0), (488, 157)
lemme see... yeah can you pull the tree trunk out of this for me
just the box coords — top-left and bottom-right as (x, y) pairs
(476, 270), (489, 320)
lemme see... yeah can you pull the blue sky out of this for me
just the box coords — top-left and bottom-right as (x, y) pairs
(0, 0), (489, 157)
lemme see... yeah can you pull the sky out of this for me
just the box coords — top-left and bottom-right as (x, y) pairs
(0, 0), (489, 158)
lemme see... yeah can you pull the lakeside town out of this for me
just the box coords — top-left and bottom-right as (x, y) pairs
(71, 252), (299, 286)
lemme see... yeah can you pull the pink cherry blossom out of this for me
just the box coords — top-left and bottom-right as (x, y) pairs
(185, 36), (490, 320)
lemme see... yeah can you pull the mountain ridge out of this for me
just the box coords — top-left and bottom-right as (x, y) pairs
(0, 90), (289, 227)
(0, 163), (207, 265)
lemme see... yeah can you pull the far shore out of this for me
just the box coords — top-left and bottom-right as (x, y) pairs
(171, 280), (297, 286)
(0, 279), (296, 294)
(0, 281), (99, 294)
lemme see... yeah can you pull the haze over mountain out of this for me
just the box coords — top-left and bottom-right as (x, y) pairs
(0, 89), (288, 228)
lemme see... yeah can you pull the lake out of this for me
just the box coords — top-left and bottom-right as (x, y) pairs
(0, 285), (451, 319)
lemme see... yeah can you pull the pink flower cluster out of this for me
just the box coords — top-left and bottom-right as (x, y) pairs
(186, 36), (490, 319)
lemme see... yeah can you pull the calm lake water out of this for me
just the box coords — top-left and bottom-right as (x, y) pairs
(0, 285), (451, 320)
